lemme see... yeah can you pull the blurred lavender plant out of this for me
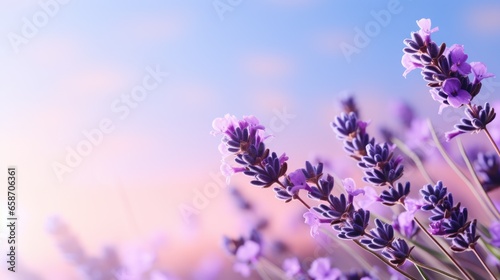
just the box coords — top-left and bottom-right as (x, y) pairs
(46, 217), (178, 280)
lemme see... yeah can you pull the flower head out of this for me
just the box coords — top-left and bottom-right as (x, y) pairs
(303, 210), (322, 238)
(471, 62), (495, 84)
(308, 258), (342, 280)
(282, 258), (302, 278)
(445, 102), (496, 141)
(441, 78), (471, 108)
(343, 177), (365, 200)
(416, 18), (439, 43)
(447, 45), (471, 75)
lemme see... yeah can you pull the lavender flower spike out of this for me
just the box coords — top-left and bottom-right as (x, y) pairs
(445, 102), (496, 141)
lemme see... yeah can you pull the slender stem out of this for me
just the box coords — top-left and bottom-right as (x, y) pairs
(413, 260), (430, 280)
(457, 139), (500, 220)
(352, 240), (417, 280)
(472, 246), (497, 280)
(392, 137), (434, 185)
(484, 127), (500, 158)
(427, 119), (496, 223)
(255, 261), (272, 280)
(409, 256), (461, 280)
(320, 228), (374, 273)
(296, 195), (311, 209)
(259, 258), (289, 280)
(413, 217), (473, 280)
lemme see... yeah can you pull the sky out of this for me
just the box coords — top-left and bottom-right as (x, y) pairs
(1, 0), (500, 279)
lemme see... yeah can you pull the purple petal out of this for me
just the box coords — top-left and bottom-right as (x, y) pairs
(308, 258), (331, 279)
(283, 258), (301, 278)
(442, 78), (461, 94)
(445, 130), (465, 142)
(401, 53), (422, 78)
(447, 89), (471, 108)
(236, 240), (260, 262)
(471, 62), (495, 83)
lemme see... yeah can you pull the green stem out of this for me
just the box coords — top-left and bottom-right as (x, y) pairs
(413, 217), (473, 280)
(409, 256), (461, 279)
(259, 258), (289, 280)
(353, 240), (417, 280)
(472, 245), (497, 280)
(427, 119), (496, 223)
(392, 137), (434, 185)
(320, 228), (374, 273)
(413, 260), (430, 280)
(456, 139), (500, 221)
(484, 127), (500, 158)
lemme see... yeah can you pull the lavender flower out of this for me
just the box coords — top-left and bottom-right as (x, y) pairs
(331, 112), (374, 160)
(361, 219), (394, 250)
(381, 239), (413, 266)
(471, 62), (495, 84)
(223, 230), (262, 277)
(308, 258), (342, 280)
(445, 102), (496, 141)
(342, 177), (365, 202)
(402, 18), (493, 113)
(282, 257), (303, 278)
(451, 219), (480, 252)
(475, 153), (500, 192)
(338, 208), (370, 239)
(380, 182), (411, 206)
(393, 212), (419, 239)
(308, 174), (335, 201)
(245, 152), (288, 187)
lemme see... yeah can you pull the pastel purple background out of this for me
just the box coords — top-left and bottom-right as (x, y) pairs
(1, 0), (500, 278)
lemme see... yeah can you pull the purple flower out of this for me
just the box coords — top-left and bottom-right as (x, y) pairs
(342, 177), (365, 197)
(403, 198), (424, 214)
(445, 102), (496, 141)
(288, 169), (310, 195)
(308, 258), (342, 280)
(442, 78), (471, 108)
(471, 62), (495, 84)
(401, 53), (423, 78)
(447, 45), (471, 75)
(233, 240), (261, 277)
(220, 163), (246, 184)
(394, 211), (418, 239)
(416, 18), (438, 43)
(236, 240), (260, 262)
(357, 186), (381, 209)
(303, 210), (322, 238)
(211, 114), (267, 156)
(282, 257), (302, 278)
(429, 220), (445, 235)
(445, 130), (466, 142)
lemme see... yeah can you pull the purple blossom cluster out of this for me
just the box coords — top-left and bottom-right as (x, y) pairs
(223, 230), (262, 277)
(213, 113), (415, 274)
(401, 18), (496, 141)
(420, 182), (479, 252)
(212, 17), (500, 280)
